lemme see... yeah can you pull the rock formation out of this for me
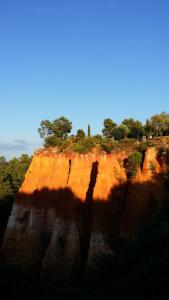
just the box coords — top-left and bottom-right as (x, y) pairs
(1, 147), (168, 281)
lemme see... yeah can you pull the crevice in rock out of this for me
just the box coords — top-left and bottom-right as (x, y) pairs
(140, 150), (146, 173)
(67, 159), (72, 185)
(78, 161), (99, 274)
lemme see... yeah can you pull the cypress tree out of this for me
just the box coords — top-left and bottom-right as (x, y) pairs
(88, 124), (91, 137)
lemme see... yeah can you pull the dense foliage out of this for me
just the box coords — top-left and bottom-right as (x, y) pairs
(76, 129), (86, 140)
(144, 112), (169, 137)
(0, 154), (31, 247)
(38, 112), (169, 152)
(0, 154), (31, 198)
(38, 116), (72, 147)
(127, 151), (143, 177)
(73, 138), (94, 153)
(102, 118), (117, 138)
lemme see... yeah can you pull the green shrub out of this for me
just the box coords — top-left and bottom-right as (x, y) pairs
(93, 135), (103, 144)
(127, 151), (143, 177)
(118, 138), (139, 152)
(44, 136), (63, 148)
(73, 143), (87, 153)
(76, 129), (86, 141)
(139, 141), (155, 153)
(138, 142), (148, 153)
(59, 139), (72, 152)
(100, 139), (119, 153)
(73, 138), (95, 153)
(100, 143), (113, 153)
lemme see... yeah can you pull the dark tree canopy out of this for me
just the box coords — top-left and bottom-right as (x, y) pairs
(38, 120), (53, 138)
(113, 124), (129, 140)
(102, 118), (117, 138)
(122, 118), (144, 139)
(88, 124), (91, 137)
(145, 112), (169, 136)
(38, 116), (72, 147)
(76, 129), (86, 140)
(0, 154), (31, 198)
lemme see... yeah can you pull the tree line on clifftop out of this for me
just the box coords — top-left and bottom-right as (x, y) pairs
(38, 112), (169, 153)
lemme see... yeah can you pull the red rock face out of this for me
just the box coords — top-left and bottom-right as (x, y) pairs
(120, 148), (166, 238)
(1, 148), (167, 280)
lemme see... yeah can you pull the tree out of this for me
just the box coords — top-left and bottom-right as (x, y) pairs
(0, 157), (11, 198)
(102, 118), (117, 138)
(122, 118), (144, 139)
(145, 112), (169, 137)
(6, 155), (32, 193)
(113, 124), (129, 140)
(88, 124), (91, 137)
(0, 155), (31, 197)
(38, 116), (72, 147)
(76, 129), (86, 140)
(38, 120), (53, 138)
(144, 119), (154, 137)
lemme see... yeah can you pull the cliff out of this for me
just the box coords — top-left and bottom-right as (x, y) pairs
(1, 147), (168, 281)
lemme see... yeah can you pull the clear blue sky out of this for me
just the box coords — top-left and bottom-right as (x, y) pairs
(0, 0), (169, 158)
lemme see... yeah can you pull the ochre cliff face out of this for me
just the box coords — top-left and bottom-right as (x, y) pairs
(1, 148), (167, 281)
(19, 151), (127, 201)
(120, 148), (166, 238)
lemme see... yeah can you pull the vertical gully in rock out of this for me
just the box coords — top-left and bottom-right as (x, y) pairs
(79, 161), (99, 274)
(67, 159), (72, 185)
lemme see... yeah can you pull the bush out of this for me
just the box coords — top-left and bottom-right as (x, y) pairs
(76, 129), (86, 141)
(100, 139), (119, 153)
(139, 141), (156, 153)
(73, 138), (95, 153)
(59, 139), (72, 152)
(118, 138), (139, 153)
(44, 136), (63, 148)
(93, 135), (103, 144)
(127, 151), (143, 177)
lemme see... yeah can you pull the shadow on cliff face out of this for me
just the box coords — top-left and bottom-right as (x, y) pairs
(78, 161), (99, 274)
(0, 161), (100, 283)
(156, 148), (169, 167)
(0, 194), (14, 248)
(0, 171), (168, 299)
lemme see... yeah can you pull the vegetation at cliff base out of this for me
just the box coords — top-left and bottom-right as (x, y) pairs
(0, 154), (31, 246)
(0, 154), (31, 198)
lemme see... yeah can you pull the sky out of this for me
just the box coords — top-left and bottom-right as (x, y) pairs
(0, 0), (169, 159)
